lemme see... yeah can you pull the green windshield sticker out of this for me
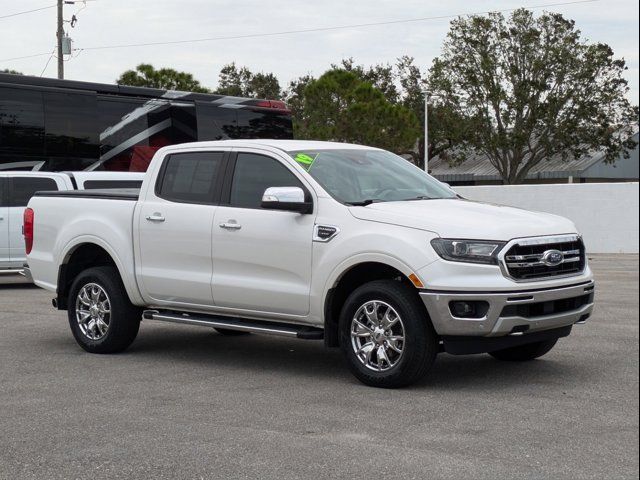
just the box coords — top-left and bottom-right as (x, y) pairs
(294, 153), (317, 171)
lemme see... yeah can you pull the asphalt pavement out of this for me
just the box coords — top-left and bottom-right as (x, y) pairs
(0, 255), (638, 479)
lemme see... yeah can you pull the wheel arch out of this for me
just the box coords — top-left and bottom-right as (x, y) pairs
(56, 238), (142, 309)
(323, 258), (425, 348)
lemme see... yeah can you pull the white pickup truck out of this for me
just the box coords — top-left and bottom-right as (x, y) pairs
(25, 140), (595, 388)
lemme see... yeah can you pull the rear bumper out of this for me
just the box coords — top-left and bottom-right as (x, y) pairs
(420, 280), (595, 337)
(22, 264), (34, 283)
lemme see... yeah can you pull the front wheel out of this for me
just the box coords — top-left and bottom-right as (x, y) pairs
(339, 280), (438, 388)
(68, 266), (141, 354)
(489, 339), (558, 361)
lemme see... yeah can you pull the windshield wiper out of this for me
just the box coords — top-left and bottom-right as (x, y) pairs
(345, 199), (385, 206)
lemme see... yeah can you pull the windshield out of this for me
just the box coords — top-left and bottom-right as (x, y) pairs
(288, 148), (457, 204)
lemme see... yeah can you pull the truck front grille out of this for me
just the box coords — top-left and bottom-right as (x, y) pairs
(503, 236), (586, 281)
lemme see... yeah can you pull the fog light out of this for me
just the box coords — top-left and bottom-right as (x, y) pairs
(449, 301), (489, 319)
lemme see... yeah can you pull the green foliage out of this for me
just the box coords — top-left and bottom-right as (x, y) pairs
(214, 62), (282, 99)
(1, 69), (23, 75)
(321, 58), (460, 166)
(294, 69), (420, 153)
(116, 64), (209, 93)
(429, 8), (638, 184)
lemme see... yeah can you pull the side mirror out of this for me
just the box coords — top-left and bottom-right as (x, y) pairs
(261, 187), (313, 214)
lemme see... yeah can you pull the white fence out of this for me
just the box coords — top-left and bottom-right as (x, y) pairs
(454, 182), (639, 254)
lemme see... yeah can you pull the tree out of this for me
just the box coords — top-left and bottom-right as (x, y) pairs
(116, 64), (209, 92)
(215, 62), (282, 99)
(1, 69), (23, 75)
(328, 57), (467, 168)
(428, 9), (638, 184)
(395, 56), (468, 168)
(336, 58), (400, 103)
(284, 74), (315, 133)
(294, 69), (420, 153)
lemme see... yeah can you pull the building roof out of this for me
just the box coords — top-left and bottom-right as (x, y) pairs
(429, 132), (639, 182)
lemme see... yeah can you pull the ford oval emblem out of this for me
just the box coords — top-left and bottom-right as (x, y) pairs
(542, 249), (564, 266)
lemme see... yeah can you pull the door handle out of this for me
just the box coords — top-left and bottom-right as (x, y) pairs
(219, 222), (242, 230)
(146, 214), (166, 222)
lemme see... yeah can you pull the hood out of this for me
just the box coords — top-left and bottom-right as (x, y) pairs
(349, 198), (577, 240)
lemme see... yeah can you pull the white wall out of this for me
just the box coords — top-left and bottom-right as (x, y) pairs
(454, 183), (639, 254)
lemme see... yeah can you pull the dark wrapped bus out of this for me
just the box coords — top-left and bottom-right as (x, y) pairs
(0, 73), (293, 172)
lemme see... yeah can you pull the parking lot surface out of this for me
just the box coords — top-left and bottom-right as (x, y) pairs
(1, 255), (638, 479)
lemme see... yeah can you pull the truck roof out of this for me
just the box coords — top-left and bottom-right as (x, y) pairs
(162, 139), (379, 153)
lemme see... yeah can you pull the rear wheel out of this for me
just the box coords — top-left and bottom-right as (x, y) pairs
(339, 280), (438, 388)
(489, 339), (558, 361)
(67, 266), (141, 353)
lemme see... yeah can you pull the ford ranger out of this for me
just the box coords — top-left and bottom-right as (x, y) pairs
(24, 140), (595, 388)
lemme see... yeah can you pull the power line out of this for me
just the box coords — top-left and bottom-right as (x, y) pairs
(2, 0), (599, 63)
(39, 49), (57, 76)
(0, 4), (56, 20)
(1, 52), (53, 62)
(78, 0), (600, 51)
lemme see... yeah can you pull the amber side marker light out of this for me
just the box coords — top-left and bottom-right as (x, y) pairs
(409, 273), (424, 289)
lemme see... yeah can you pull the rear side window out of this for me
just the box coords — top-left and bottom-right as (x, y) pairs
(10, 177), (58, 207)
(83, 180), (143, 190)
(229, 153), (303, 209)
(0, 177), (7, 207)
(157, 151), (224, 204)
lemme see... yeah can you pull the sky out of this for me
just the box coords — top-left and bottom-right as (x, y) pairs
(1, 0), (639, 104)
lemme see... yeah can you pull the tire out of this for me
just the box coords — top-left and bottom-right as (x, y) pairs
(339, 279), (438, 388)
(67, 266), (141, 354)
(489, 339), (558, 361)
(214, 328), (250, 336)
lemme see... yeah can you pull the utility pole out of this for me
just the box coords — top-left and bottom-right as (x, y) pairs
(56, 0), (64, 79)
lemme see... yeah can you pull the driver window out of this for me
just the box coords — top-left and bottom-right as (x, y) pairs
(229, 153), (303, 209)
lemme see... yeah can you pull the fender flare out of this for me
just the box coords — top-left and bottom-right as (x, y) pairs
(58, 235), (145, 306)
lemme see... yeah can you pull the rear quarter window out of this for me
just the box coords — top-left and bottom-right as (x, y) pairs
(10, 177), (59, 207)
(156, 151), (225, 204)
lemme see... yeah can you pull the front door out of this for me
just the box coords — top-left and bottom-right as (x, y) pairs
(0, 178), (9, 266)
(136, 150), (226, 307)
(211, 151), (315, 316)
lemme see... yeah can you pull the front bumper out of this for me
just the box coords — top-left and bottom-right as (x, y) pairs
(420, 280), (595, 337)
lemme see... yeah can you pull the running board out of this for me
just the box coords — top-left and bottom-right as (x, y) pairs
(143, 309), (324, 340)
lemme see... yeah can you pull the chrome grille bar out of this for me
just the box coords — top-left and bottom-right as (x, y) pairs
(506, 256), (581, 268)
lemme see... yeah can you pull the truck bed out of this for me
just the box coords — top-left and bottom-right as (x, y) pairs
(26, 190), (140, 296)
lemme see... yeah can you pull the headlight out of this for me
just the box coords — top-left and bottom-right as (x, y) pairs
(431, 238), (505, 265)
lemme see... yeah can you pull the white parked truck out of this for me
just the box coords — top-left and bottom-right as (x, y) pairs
(24, 140), (595, 387)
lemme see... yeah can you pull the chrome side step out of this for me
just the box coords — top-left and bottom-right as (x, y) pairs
(143, 309), (324, 340)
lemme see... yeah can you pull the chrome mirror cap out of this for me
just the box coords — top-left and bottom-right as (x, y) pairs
(262, 186), (305, 204)
(261, 187), (312, 214)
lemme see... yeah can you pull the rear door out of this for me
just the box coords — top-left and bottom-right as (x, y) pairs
(136, 150), (227, 307)
(0, 177), (9, 265)
(8, 176), (60, 263)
